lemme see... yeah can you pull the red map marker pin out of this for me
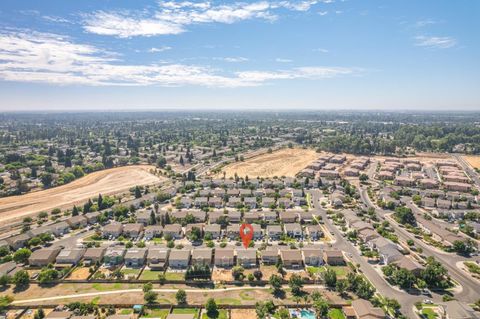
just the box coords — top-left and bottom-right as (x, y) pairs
(239, 223), (254, 249)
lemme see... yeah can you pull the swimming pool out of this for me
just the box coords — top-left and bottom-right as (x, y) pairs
(289, 309), (316, 319)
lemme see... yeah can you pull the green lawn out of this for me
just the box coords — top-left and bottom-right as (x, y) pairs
(165, 272), (185, 280)
(306, 266), (349, 278)
(422, 307), (438, 319)
(328, 308), (346, 319)
(119, 309), (134, 315)
(216, 298), (241, 305)
(239, 290), (255, 300)
(140, 269), (162, 280)
(201, 309), (228, 319)
(92, 283), (122, 291)
(123, 268), (142, 275)
(172, 308), (199, 318)
(140, 309), (170, 319)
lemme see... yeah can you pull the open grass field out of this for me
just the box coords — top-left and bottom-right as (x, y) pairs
(0, 165), (163, 223)
(463, 155), (480, 169)
(219, 148), (318, 178)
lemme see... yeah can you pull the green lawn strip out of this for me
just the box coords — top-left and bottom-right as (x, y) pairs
(201, 309), (228, 319)
(140, 270), (162, 280)
(123, 268), (142, 275)
(239, 290), (256, 300)
(421, 307), (438, 319)
(165, 272), (185, 280)
(119, 309), (133, 315)
(328, 308), (346, 319)
(216, 298), (241, 305)
(92, 283), (123, 291)
(172, 308), (199, 318)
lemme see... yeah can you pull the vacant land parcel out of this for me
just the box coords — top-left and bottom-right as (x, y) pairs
(0, 165), (163, 223)
(220, 148), (318, 178)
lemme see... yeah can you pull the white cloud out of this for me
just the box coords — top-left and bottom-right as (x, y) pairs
(318, 11), (328, 16)
(313, 48), (329, 53)
(275, 58), (293, 63)
(0, 30), (358, 88)
(42, 15), (72, 24)
(415, 19), (436, 28)
(414, 36), (456, 49)
(83, 1), (327, 38)
(216, 57), (249, 62)
(149, 46), (172, 53)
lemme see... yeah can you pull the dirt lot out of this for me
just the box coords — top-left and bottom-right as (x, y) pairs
(0, 165), (163, 223)
(231, 309), (256, 319)
(219, 148), (318, 178)
(463, 155), (480, 169)
(67, 267), (91, 280)
(212, 268), (233, 281)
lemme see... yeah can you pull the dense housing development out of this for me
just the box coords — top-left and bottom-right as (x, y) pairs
(0, 111), (480, 319)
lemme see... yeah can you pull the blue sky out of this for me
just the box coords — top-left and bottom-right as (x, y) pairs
(0, 0), (479, 110)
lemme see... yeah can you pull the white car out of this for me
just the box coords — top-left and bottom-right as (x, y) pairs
(423, 299), (433, 304)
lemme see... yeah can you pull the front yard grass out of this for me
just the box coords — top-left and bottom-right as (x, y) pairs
(216, 298), (241, 305)
(328, 308), (346, 319)
(421, 307), (438, 319)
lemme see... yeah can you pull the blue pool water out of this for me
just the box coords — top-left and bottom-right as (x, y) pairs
(289, 309), (316, 319)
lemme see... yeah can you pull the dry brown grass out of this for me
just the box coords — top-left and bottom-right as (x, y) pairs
(67, 267), (91, 280)
(212, 268), (233, 281)
(0, 165), (163, 223)
(220, 148), (318, 178)
(463, 155), (480, 169)
(231, 309), (256, 319)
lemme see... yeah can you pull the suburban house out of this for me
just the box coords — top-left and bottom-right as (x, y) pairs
(267, 225), (283, 240)
(163, 224), (183, 239)
(6, 233), (31, 250)
(28, 247), (61, 267)
(226, 224), (241, 240)
(66, 215), (88, 228)
(262, 197), (275, 208)
(85, 212), (100, 224)
(441, 300), (480, 319)
(214, 248), (235, 268)
(123, 223), (144, 238)
(83, 247), (106, 266)
(302, 248), (323, 266)
(51, 222), (71, 236)
(244, 212), (260, 223)
(305, 225), (323, 240)
(392, 256), (424, 277)
(323, 250), (345, 265)
(377, 245), (403, 265)
(261, 249), (279, 265)
(351, 299), (385, 319)
(147, 248), (169, 270)
(144, 225), (163, 240)
(279, 211), (297, 223)
(55, 248), (86, 266)
(103, 247), (126, 266)
(280, 249), (303, 269)
(227, 211), (242, 223)
(236, 248), (257, 268)
(0, 261), (16, 277)
(243, 197), (257, 209)
(102, 223), (123, 238)
(204, 224), (221, 239)
(124, 248), (147, 268)
(208, 210), (224, 223)
(251, 223), (263, 240)
(284, 223), (303, 238)
(168, 250), (191, 269)
(191, 248), (213, 266)
(262, 211), (278, 222)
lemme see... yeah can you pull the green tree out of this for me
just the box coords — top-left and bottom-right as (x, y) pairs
(13, 248), (31, 264)
(288, 274), (304, 296)
(313, 297), (329, 318)
(336, 279), (348, 296)
(322, 268), (337, 288)
(205, 298), (218, 318)
(269, 274), (283, 292)
(175, 289), (187, 304)
(144, 290), (157, 304)
(12, 270), (29, 288)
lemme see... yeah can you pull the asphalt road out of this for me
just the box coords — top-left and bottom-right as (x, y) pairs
(358, 187), (480, 306)
(308, 190), (420, 318)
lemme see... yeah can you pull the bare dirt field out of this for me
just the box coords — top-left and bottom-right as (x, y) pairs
(67, 267), (91, 280)
(0, 165), (163, 223)
(231, 309), (256, 319)
(463, 155), (480, 169)
(220, 148), (318, 178)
